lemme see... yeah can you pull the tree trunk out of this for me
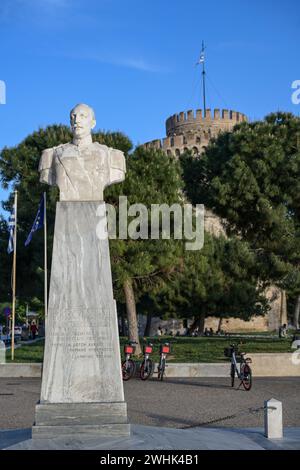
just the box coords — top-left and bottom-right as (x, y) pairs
(280, 289), (287, 326)
(198, 311), (206, 334)
(123, 278), (142, 356)
(189, 312), (206, 334)
(144, 312), (152, 337)
(217, 316), (223, 332)
(294, 295), (300, 329)
(121, 312), (126, 336)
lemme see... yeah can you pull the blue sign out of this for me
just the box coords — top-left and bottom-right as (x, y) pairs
(3, 307), (11, 317)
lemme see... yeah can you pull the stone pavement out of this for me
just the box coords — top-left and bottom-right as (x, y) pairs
(1, 377), (299, 430)
(1, 425), (300, 450)
(1, 377), (299, 450)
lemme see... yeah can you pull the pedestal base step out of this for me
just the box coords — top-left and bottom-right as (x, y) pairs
(33, 402), (130, 439)
(32, 423), (130, 439)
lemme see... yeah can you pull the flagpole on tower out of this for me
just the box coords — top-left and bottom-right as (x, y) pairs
(11, 190), (18, 361)
(196, 41), (207, 115)
(44, 192), (48, 319)
(201, 40), (206, 115)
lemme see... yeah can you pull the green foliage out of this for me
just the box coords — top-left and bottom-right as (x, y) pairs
(7, 336), (292, 364)
(0, 125), (133, 314)
(144, 234), (267, 322)
(106, 146), (184, 300)
(181, 112), (300, 290)
(0, 118), (278, 327)
(0, 126), (184, 318)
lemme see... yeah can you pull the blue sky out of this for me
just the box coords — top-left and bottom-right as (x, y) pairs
(0, 0), (299, 215)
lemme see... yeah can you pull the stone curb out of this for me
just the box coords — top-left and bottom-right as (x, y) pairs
(0, 363), (42, 378)
(1, 353), (299, 378)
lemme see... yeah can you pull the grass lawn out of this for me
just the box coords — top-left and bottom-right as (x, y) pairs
(6, 335), (293, 364)
(6, 339), (45, 363)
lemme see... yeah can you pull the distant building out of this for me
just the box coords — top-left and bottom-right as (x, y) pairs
(142, 107), (287, 332)
(143, 108), (247, 157)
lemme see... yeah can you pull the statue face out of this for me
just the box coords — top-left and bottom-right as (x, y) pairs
(70, 104), (96, 139)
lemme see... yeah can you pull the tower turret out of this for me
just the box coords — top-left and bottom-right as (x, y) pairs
(143, 108), (247, 157)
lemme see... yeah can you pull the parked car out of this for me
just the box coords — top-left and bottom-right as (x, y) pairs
(21, 324), (30, 341)
(14, 326), (22, 341)
(292, 329), (300, 349)
(0, 325), (9, 342)
(0, 325), (22, 343)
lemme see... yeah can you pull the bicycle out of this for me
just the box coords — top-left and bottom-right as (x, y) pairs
(139, 342), (154, 380)
(224, 344), (252, 391)
(122, 341), (137, 381)
(157, 342), (171, 381)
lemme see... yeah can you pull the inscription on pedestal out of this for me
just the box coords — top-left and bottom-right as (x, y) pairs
(47, 307), (114, 359)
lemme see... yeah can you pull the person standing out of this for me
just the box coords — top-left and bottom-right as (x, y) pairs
(30, 321), (38, 340)
(279, 324), (287, 339)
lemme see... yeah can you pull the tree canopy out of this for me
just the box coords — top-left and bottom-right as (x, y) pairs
(0, 125), (133, 312)
(1, 113), (292, 338)
(140, 234), (267, 332)
(181, 112), (300, 326)
(181, 112), (300, 283)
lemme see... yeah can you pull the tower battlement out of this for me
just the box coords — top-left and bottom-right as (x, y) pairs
(143, 107), (247, 157)
(166, 108), (247, 137)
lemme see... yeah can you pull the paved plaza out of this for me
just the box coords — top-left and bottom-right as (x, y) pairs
(0, 377), (299, 449)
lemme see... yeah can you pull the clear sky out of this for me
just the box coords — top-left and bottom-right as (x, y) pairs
(0, 0), (299, 214)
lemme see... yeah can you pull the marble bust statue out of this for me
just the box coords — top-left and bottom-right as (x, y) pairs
(39, 103), (126, 201)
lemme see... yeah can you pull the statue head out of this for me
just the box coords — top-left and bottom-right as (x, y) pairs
(70, 103), (96, 140)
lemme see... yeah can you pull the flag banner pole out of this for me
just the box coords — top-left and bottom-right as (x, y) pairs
(44, 192), (48, 319)
(11, 190), (18, 361)
(201, 40), (206, 114)
(196, 40), (206, 114)
(24, 193), (47, 330)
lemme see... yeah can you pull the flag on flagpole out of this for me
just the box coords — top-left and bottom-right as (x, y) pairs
(25, 195), (45, 246)
(196, 52), (205, 66)
(7, 206), (16, 254)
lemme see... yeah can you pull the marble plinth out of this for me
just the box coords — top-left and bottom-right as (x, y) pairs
(33, 201), (129, 437)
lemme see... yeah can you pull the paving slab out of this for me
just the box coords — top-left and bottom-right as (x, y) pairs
(0, 377), (300, 430)
(1, 425), (300, 450)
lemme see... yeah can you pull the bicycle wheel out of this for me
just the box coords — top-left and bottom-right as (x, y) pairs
(158, 358), (165, 381)
(241, 364), (252, 391)
(122, 359), (136, 381)
(140, 359), (153, 380)
(230, 364), (235, 388)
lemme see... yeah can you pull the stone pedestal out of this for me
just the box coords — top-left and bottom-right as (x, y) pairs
(32, 202), (129, 438)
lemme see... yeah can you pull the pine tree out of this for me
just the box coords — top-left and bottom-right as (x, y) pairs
(181, 112), (300, 326)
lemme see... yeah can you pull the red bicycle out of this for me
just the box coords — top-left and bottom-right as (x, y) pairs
(122, 341), (137, 381)
(157, 342), (171, 381)
(140, 343), (154, 380)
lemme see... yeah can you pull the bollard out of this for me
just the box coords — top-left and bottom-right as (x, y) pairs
(264, 398), (283, 439)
